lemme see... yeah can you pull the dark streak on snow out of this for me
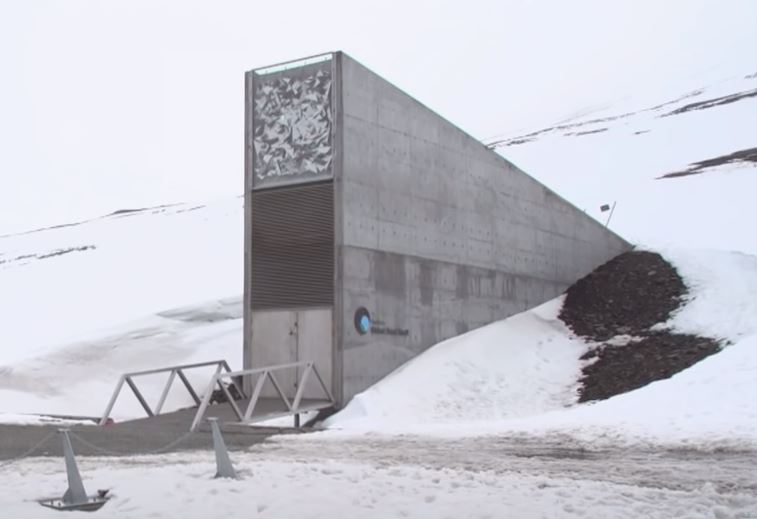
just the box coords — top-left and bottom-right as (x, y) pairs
(38, 245), (96, 259)
(0, 220), (89, 239)
(487, 89), (703, 148)
(662, 88), (757, 117)
(501, 137), (535, 146)
(0, 245), (96, 266)
(571, 128), (608, 137)
(659, 147), (757, 179)
(0, 203), (189, 239)
(106, 203), (182, 219)
(487, 113), (631, 148)
(110, 208), (148, 216)
(173, 205), (207, 214)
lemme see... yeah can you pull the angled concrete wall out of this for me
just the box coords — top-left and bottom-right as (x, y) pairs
(336, 53), (630, 401)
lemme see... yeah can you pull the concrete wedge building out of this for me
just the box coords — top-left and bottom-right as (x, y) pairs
(243, 52), (630, 406)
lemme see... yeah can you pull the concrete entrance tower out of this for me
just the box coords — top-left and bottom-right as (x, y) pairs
(243, 52), (629, 406)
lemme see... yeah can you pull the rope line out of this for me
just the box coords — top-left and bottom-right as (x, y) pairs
(69, 430), (195, 457)
(1, 428), (199, 467)
(0, 431), (57, 469)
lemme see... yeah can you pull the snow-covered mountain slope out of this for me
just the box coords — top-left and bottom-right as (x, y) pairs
(0, 200), (242, 365)
(492, 69), (757, 254)
(0, 200), (244, 421)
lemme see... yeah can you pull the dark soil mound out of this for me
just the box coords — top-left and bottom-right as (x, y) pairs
(578, 333), (719, 402)
(559, 251), (722, 402)
(560, 251), (686, 341)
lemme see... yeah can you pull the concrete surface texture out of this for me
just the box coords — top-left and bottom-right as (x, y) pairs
(336, 53), (631, 400)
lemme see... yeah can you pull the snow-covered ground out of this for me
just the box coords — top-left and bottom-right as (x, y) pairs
(3, 446), (756, 519)
(0, 414), (94, 427)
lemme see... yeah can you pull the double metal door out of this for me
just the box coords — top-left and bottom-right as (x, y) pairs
(251, 307), (332, 399)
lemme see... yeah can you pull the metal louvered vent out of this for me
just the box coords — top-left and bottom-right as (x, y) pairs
(250, 181), (334, 309)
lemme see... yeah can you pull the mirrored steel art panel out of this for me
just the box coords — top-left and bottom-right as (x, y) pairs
(252, 60), (333, 188)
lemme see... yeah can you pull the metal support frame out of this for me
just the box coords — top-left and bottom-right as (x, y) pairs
(190, 361), (334, 432)
(100, 360), (243, 426)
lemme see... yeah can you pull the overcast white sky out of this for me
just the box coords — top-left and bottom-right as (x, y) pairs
(1, 0), (755, 235)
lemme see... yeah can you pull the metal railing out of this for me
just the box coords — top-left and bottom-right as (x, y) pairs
(100, 360), (242, 426)
(190, 361), (335, 432)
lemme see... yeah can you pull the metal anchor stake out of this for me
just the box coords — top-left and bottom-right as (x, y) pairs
(208, 418), (237, 479)
(38, 429), (110, 512)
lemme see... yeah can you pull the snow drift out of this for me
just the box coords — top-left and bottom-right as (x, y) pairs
(326, 296), (584, 428)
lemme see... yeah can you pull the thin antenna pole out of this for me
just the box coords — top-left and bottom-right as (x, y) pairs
(605, 201), (617, 227)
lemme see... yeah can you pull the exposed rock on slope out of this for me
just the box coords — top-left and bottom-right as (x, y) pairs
(560, 251), (685, 341)
(659, 147), (757, 179)
(559, 251), (721, 402)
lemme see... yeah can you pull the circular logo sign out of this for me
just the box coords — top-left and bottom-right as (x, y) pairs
(354, 307), (371, 335)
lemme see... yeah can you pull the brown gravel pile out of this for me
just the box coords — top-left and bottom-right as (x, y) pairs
(559, 251), (721, 402)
